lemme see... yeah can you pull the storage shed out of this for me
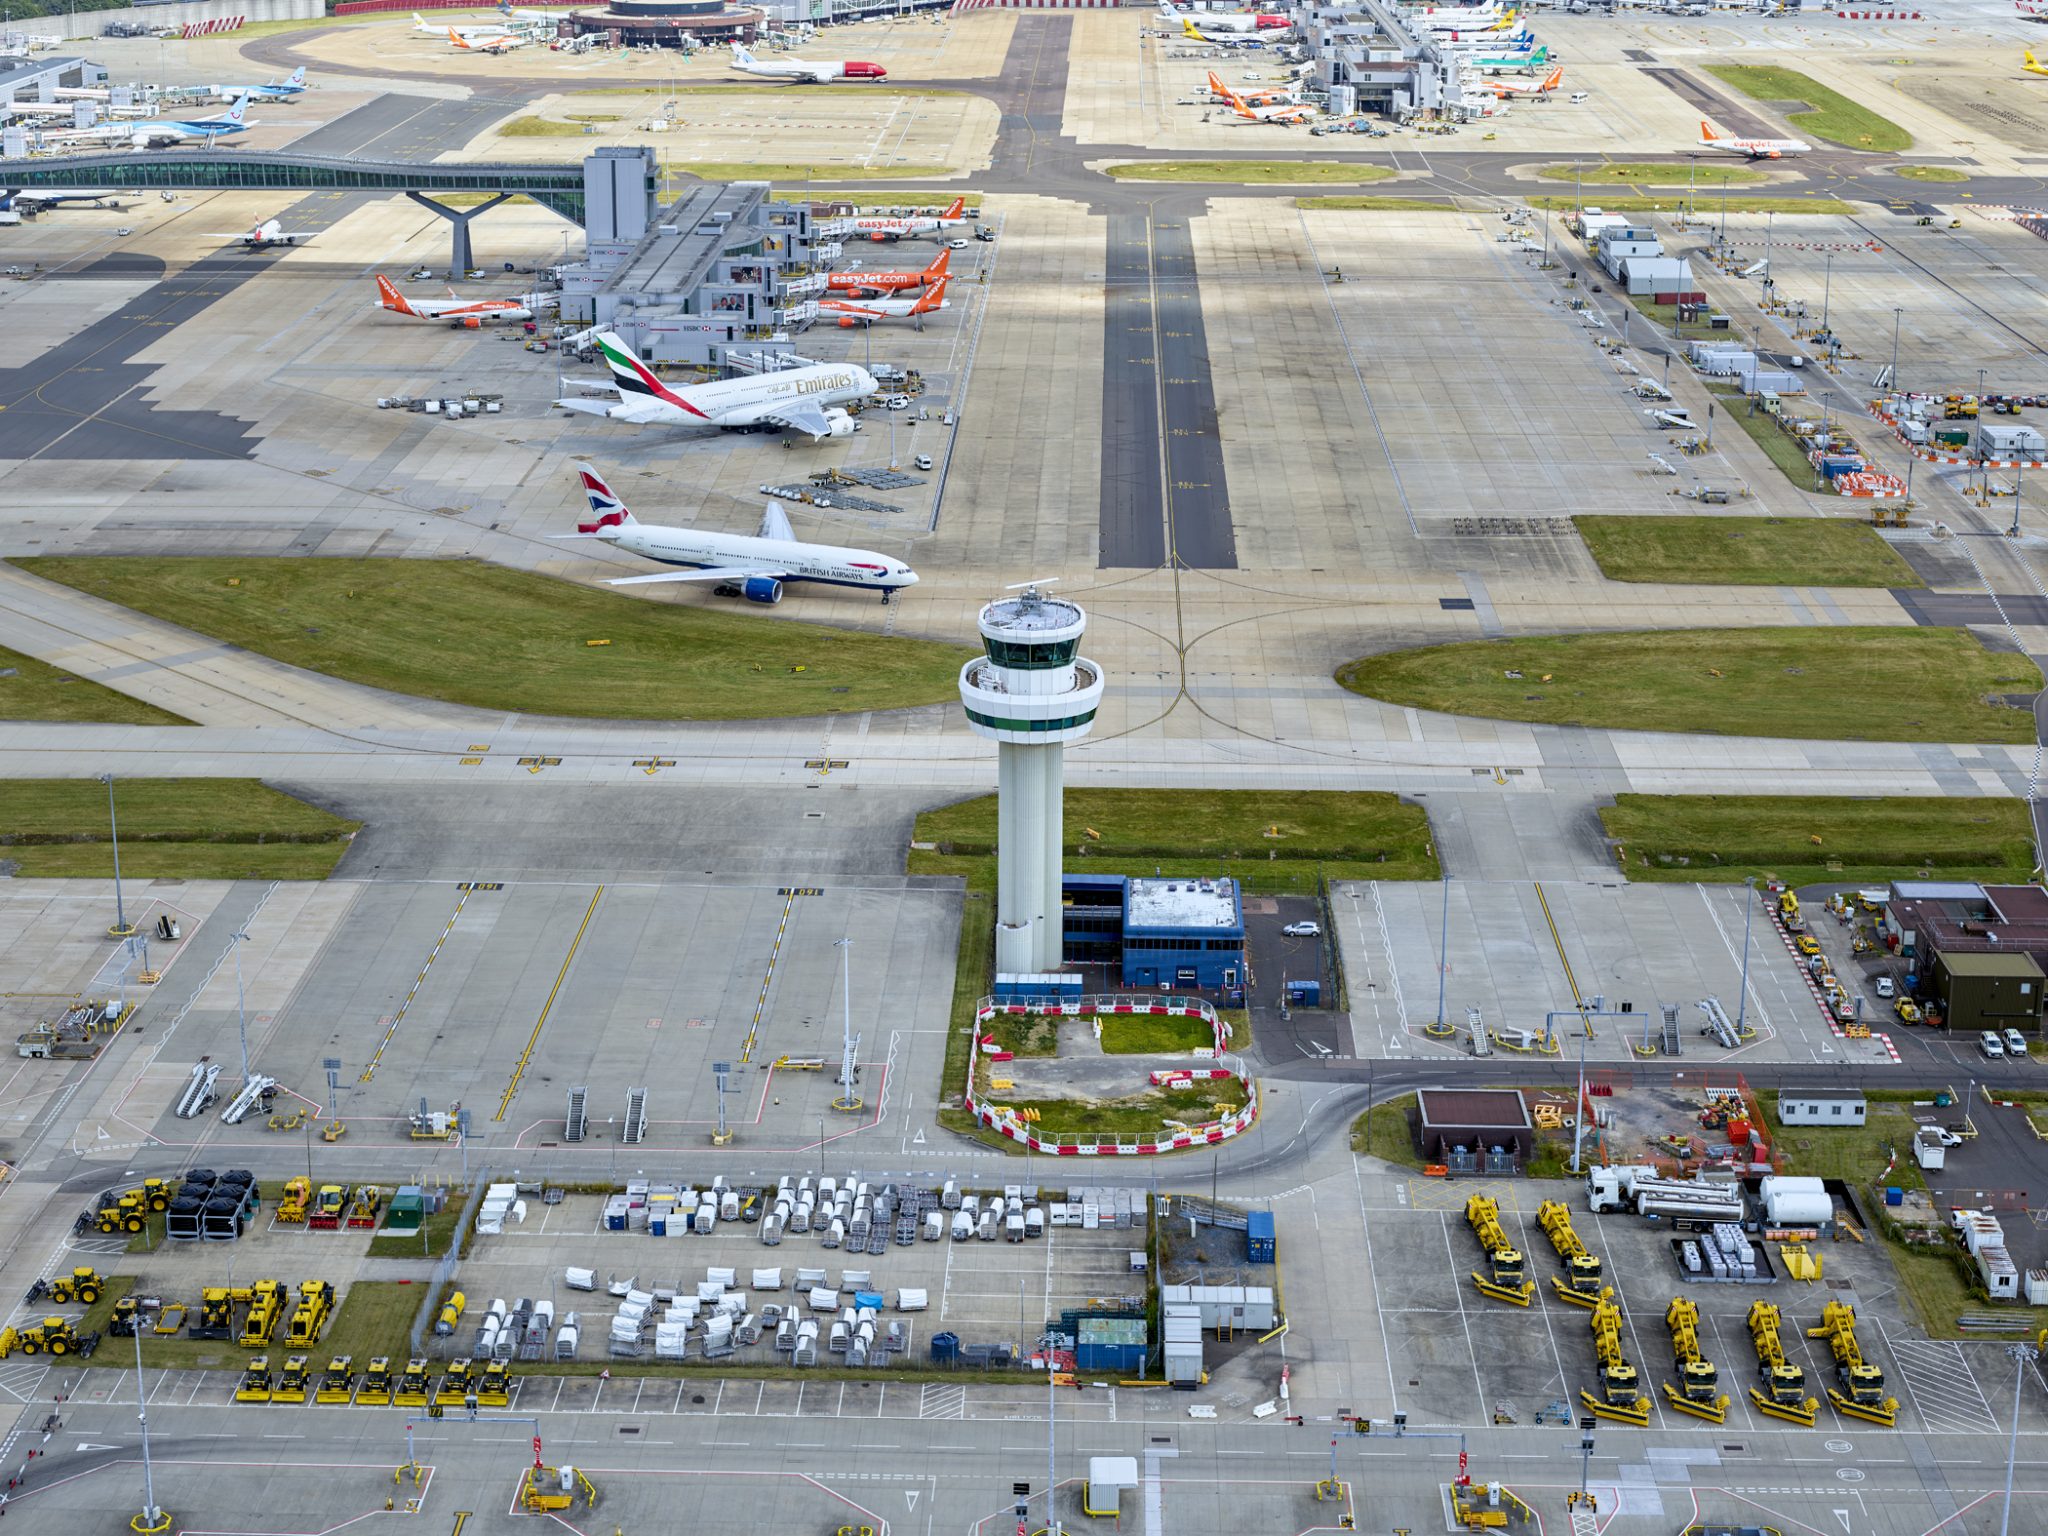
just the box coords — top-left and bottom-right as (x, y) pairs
(1075, 1316), (1147, 1374)
(1778, 1090), (1866, 1127)
(384, 1185), (425, 1233)
(1085, 1458), (1138, 1518)
(1158, 1283), (1277, 1333)
(1415, 1088), (1531, 1162)
(1163, 1305), (1203, 1387)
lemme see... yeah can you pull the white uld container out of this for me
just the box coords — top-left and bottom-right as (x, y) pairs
(697, 1282), (727, 1302)
(951, 1211), (974, 1240)
(809, 1287), (840, 1311)
(896, 1288), (928, 1312)
(753, 1268), (784, 1291)
(923, 1212), (944, 1241)
(840, 1271), (871, 1289)
(795, 1268), (826, 1288)
(707, 1268), (737, 1288)
(564, 1267), (596, 1292)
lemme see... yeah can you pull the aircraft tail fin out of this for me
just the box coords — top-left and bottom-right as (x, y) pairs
(923, 247), (950, 283)
(287, 66), (306, 87)
(758, 501), (796, 542)
(573, 462), (638, 533)
(374, 274), (416, 315)
(223, 93), (249, 125)
(942, 196), (964, 219)
(1542, 65), (1562, 90)
(1699, 117), (1720, 140)
(733, 43), (756, 63)
(913, 275), (950, 313)
(2030, 47), (2041, 66)
(1183, 17), (1203, 35)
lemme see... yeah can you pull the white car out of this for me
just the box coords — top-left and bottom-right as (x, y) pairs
(1927, 1127), (1964, 1148)
(114, 227), (132, 237)
(2006, 1029), (2029, 1056)
(1981, 1031), (2006, 1059)
(883, 395), (911, 411)
(1281, 921), (1321, 938)
(1874, 976), (1895, 999)
(913, 454), (933, 470)
(945, 238), (970, 250)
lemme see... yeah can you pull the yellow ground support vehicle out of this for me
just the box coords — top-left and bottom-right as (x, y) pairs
(272, 1356), (311, 1403)
(1807, 1301), (1898, 1426)
(1464, 1195), (1536, 1306)
(1747, 1301), (1818, 1425)
(356, 1357), (394, 1406)
(1663, 1299), (1730, 1423)
(316, 1356), (355, 1404)
(1581, 1296), (1650, 1426)
(1536, 1201), (1607, 1308)
(240, 1279), (284, 1347)
(43, 1266), (104, 1306)
(276, 1176), (311, 1224)
(392, 1359), (432, 1408)
(0, 1316), (98, 1358)
(235, 1356), (273, 1402)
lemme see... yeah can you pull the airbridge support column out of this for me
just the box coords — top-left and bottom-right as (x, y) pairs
(406, 189), (510, 276)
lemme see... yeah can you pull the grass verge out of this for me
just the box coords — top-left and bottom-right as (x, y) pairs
(1296, 195), (1452, 211)
(1571, 515), (1922, 588)
(15, 557), (975, 722)
(1704, 384), (1827, 489)
(1002, 1085), (1237, 1139)
(1350, 1095), (1424, 1169)
(1097, 1015), (1216, 1055)
(1529, 195), (1854, 215)
(366, 1208), (464, 1261)
(1103, 161), (1393, 183)
(674, 163), (962, 182)
(1705, 64), (1912, 152)
(0, 642), (190, 726)
(1599, 794), (2036, 885)
(591, 84), (967, 99)
(1336, 627), (2040, 744)
(2, 779), (358, 881)
(1536, 161), (1766, 186)
(499, 115), (620, 137)
(1891, 164), (1968, 183)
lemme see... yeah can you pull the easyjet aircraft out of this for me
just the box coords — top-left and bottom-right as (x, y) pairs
(370, 274), (549, 326)
(816, 275), (951, 327)
(1479, 65), (1564, 98)
(1698, 117), (1809, 158)
(825, 247), (949, 297)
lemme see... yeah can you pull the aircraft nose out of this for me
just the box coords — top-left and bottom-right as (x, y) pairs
(899, 568), (919, 585)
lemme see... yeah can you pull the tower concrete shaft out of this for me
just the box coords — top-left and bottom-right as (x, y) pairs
(958, 586), (1103, 975)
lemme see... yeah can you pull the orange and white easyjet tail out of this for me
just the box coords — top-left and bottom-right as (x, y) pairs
(1207, 68), (1299, 106)
(1222, 84), (1315, 123)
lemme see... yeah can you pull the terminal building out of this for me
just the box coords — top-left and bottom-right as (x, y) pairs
(556, 154), (846, 367)
(1295, 0), (1480, 120)
(1059, 875), (1246, 993)
(0, 55), (110, 136)
(1878, 881), (2048, 1037)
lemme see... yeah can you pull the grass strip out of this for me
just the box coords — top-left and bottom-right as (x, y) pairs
(1891, 164), (1968, 183)
(1337, 627), (2039, 744)
(1528, 195), (1854, 215)
(673, 162), (964, 182)
(1704, 383), (1833, 490)
(1705, 64), (1912, 153)
(1600, 794), (2036, 884)
(15, 557), (975, 722)
(1536, 161), (1765, 186)
(2, 779), (358, 881)
(1296, 195), (1454, 211)
(0, 642), (190, 726)
(1103, 161), (1393, 183)
(1571, 515), (1922, 588)
(1350, 1094), (1425, 1169)
(1097, 1015), (1216, 1055)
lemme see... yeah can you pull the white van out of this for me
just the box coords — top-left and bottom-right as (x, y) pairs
(1568, 91), (1589, 104)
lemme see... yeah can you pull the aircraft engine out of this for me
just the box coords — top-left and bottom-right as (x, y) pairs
(823, 409), (857, 438)
(741, 577), (784, 605)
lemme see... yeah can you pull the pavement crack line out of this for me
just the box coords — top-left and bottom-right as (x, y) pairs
(495, 884), (605, 1122)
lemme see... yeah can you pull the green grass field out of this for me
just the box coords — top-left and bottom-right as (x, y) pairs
(366, 1208), (463, 1260)
(1600, 794), (2036, 885)
(2, 779), (358, 881)
(15, 557), (975, 722)
(1572, 515), (1922, 588)
(1295, 195), (1452, 211)
(1350, 1094), (1424, 1168)
(1004, 1085), (1234, 1139)
(915, 788), (1438, 878)
(1531, 195), (1853, 215)
(1337, 627), (2040, 744)
(1706, 64), (1912, 152)
(1705, 384), (1829, 489)
(0, 643), (189, 726)
(1892, 164), (1969, 183)
(1537, 161), (1766, 186)
(1104, 161), (1393, 183)
(1097, 1015), (1216, 1055)
(499, 115), (620, 137)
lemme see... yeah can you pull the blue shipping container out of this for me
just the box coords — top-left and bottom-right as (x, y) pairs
(1247, 1210), (1276, 1264)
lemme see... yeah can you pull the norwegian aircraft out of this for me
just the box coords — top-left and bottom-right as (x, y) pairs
(1698, 117), (1809, 158)
(371, 273), (548, 326)
(825, 247), (948, 297)
(1477, 64), (1564, 98)
(49, 94), (252, 149)
(848, 196), (971, 242)
(729, 42), (886, 83)
(555, 462), (918, 605)
(1155, 1), (1288, 31)
(817, 275), (951, 327)
(207, 217), (317, 249)
(207, 66), (307, 99)
(1218, 84), (1314, 124)
(556, 330), (878, 439)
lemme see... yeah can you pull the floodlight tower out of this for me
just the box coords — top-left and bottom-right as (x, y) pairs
(958, 582), (1104, 974)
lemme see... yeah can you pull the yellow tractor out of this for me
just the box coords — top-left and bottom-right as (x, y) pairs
(0, 1316), (100, 1358)
(27, 1266), (104, 1306)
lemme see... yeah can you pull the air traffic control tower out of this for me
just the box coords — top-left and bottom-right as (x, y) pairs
(959, 585), (1104, 975)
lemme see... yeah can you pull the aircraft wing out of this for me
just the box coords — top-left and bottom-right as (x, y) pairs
(757, 399), (835, 439)
(555, 396), (669, 424)
(605, 566), (792, 586)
